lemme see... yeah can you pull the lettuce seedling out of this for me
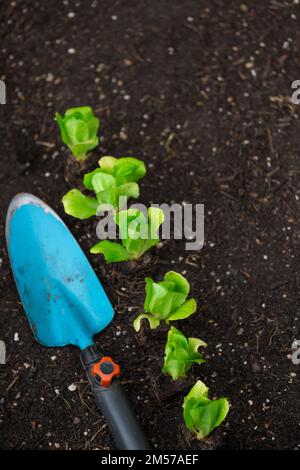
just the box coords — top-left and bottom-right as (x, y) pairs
(91, 206), (164, 262)
(162, 327), (206, 380)
(183, 380), (229, 440)
(62, 156), (146, 219)
(133, 271), (197, 331)
(55, 106), (100, 160)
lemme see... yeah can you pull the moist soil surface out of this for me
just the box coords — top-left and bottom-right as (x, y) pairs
(1, 0), (300, 451)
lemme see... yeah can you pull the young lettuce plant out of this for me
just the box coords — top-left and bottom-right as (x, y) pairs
(55, 106), (100, 160)
(162, 327), (206, 381)
(91, 206), (164, 262)
(183, 380), (229, 440)
(133, 271), (197, 331)
(62, 156), (146, 219)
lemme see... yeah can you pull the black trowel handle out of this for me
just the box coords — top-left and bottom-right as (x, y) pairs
(80, 345), (150, 450)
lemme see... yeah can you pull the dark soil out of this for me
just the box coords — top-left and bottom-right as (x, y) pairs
(1, 0), (300, 451)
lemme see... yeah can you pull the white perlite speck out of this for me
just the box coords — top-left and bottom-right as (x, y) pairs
(68, 383), (77, 392)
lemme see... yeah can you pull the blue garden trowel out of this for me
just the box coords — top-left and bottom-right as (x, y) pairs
(5, 193), (150, 450)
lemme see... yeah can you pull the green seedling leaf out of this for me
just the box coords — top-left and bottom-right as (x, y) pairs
(113, 157), (146, 185)
(91, 172), (115, 193)
(92, 207), (164, 262)
(83, 168), (103, 190)
(55, 106), (100, 160)
(97, 156), (146, 184)
(133, 314), (160, 332)
(164, 271), (190, 295)
(98, 156), (117, 173)
(95, 182), (139, 210)
(167, 298), (197, 322)
(183, 380), (229, 440)
(62, 156), (146, 219)
(134, 271), (197, 330)
(162, 327), (206, 380)
(90, 240), (130, 262)
(62, 189), (98, 219)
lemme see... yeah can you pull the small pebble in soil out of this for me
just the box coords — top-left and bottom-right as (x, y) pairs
(45, 73), (54, 82)
(68, 48), (76, 54)
(14, 332), (19, 342)
(68, 383), (77, 392)
(119, 130), (127, 140)
(240, 4), (249, 13)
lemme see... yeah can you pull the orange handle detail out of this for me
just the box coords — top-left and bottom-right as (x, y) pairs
(91, 356), (121, 387)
